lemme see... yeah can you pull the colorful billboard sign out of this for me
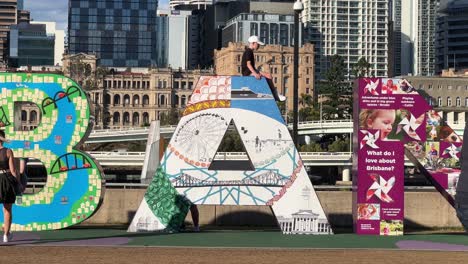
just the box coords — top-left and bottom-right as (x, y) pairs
(353, 78), (463, 235)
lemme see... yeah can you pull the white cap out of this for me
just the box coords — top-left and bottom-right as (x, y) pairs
(248, 35), (265, 45)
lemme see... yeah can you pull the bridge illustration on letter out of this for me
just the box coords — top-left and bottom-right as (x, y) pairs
(129, 76), (332, 234)
(171, 170), (289, 187)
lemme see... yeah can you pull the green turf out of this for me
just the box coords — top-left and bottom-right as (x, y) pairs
(30, 228), (468, 249)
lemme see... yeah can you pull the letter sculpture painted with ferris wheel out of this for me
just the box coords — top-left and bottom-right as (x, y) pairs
(129, 76), (332, 234)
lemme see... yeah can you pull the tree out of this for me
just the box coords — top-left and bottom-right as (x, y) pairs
(217, 130), (244, 152)
(68, 56), (109, 91)
(300, 142), (323, 152)
(351, 57), (372, 78)
(299, 93), (313, 107)
(160, 109), (180, 126)
(317, 55), (352, 120)
(298, 106), (320, 122)
(327, 139), (350, 152)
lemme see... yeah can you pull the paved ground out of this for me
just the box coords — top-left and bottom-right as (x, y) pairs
(1, 229), (468, 263)
(2, 247), (468, 264)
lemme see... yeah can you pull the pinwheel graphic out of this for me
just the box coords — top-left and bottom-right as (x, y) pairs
(397, 112), (425, 141)
(366, 174), (395, 203)
(360, 130), (380, 149)
(443, 144), (461, 160)
(363, 79), (379, 95)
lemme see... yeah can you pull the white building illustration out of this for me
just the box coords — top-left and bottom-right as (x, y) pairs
(278, 210), (331, 235)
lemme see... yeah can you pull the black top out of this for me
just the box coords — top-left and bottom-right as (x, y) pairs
(0, 148), (9, 170)
(241, 47), (257, 76)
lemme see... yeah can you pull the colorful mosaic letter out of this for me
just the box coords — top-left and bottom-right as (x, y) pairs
(353, 78), (463, 235)
(0, 73), (104, 231)
(129, 76), (332, 234)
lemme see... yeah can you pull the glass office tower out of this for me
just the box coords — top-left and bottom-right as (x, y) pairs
(68, 0), (158, 67)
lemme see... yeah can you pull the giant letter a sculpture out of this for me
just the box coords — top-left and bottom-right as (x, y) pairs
(129, 76), (332, 234)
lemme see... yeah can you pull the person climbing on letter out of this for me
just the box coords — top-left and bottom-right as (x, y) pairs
(241, 35), (286, 102)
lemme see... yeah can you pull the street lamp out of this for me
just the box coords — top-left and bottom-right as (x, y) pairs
(292, 0), (303, 148)
(319, 94), (323, 123)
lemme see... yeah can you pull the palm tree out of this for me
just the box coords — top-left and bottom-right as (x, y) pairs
(299, 93), (313, 107)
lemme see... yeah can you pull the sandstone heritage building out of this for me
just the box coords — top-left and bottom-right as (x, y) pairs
(405, 69), (468, 127)
(19, 53), (213, 130)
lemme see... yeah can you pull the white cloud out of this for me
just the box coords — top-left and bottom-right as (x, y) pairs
(24, 0), (68, 30)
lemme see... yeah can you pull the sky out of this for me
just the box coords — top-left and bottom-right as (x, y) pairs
(23, 0), (170, 30)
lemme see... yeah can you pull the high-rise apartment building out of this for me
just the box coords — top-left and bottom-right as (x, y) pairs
(0, 0), (19, 64)
(170, 0), (212, 10)
(392, 0), (439, 76)
(32, 21), (65, 66)
(303, 0), (389, 78)
(9, 22), (55, 66)
(68, 0), (158, 67)
(166, 10), (205, 70)
(191, 0), (296, 68)
(435, 0), (468, 73)
(156, 10), (169, 67)
(222, 13), (300, 48)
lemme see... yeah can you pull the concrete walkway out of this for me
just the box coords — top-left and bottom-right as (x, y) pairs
(1, 228), (468, 250)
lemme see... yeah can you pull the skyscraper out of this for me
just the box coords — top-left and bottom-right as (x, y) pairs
(9, 23), (55, 67)
(0, 0), (20, 65)
(435, 0), (468, 73)
(392, 0), (439, 76)
(222, 13), (300, 48)
(303, 0), (389, 78)
(68, 0), (158, 67)
(156, 10), (169, 68)
(170, 0), (212, 10)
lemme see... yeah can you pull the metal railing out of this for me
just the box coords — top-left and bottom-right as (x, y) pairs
(25, 182), (438, 192)
(88, 119), (464, 141)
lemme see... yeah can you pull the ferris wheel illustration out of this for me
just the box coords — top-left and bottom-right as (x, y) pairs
(173, 113), (229, 162)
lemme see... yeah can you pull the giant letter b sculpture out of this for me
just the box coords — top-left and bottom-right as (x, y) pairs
(0, 73), (104, 231)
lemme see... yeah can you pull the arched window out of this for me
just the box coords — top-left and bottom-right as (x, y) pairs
(466, 97), (468, 107)
(447, 97), (452, 107)
(132, 112), (140, 125)
(142, 95), (149, 106)
(123, 94), (130, 106)
(21, 110), (27, 121)
(159, 95), (166, 106)
(437, 97), (442, 106)
(174, 95), (179, 107)
(113, 112), (120, 125)
(283, 66), (288, 74)
(123, 112), (130, 125)
(181, 95), (186, 106)
(456, 97), (461, 107)
(104, 94), (111, 104)
(114, 94), (121, 105)
(30, 110), (38, 122)
(133, 95), (140, 106)
(143, 112), (149, 125)
(425, 97), (431, 106)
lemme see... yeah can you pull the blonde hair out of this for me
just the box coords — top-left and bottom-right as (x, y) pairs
(359, 109), (381, 128)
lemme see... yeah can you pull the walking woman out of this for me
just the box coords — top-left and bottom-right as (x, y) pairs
(0, 130), (19, 243)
